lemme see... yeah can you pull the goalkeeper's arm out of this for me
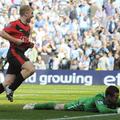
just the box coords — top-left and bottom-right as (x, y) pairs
(23, 103), (65, 110)
(95, 95), (117, 113)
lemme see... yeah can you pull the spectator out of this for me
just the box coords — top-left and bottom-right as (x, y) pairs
(34, 54), (46, 69)
(59, 57), (70, 69)
(108, 51), (114, 70)
(114, 52), (120, 70)
(70, 59), (79, 70)
(97, 52), (110, 70)
(79, 55), (90, 70)
(0, 0), (120, 70)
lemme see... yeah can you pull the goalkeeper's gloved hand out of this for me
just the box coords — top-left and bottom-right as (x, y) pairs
(23, 103), (35, 110)
(117, 108), (120, 114)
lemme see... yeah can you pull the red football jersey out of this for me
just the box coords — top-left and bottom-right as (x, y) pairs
(3, 19), (31, 52)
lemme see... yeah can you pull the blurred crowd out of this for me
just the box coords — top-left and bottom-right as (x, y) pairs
(0, 0), (120, 70)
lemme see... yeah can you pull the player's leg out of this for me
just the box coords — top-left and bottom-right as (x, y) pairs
(9, 61), (35, 91)
(0, 57), (8, 93)
(0, 63), (16, 94)
(3, 74), (16, 102)
(0, 75), (16, 101)
(1, 62), (17, 101)
(5, 61), (35, 101)
(0, 83), (4, 93)
(3, 74), (16, 87)
(5, 49), (35, 101)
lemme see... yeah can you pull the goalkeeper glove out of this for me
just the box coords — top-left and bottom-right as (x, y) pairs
(23, 103), (35, 110)
(117, 108), (120, 114)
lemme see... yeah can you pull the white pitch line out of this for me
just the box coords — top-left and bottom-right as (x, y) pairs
(46, 113), (117, 120)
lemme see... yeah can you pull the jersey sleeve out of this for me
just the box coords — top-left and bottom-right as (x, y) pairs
(95, 94), (117, 113)
(3, 22), (16, 34)
(64, 99), (84, 111)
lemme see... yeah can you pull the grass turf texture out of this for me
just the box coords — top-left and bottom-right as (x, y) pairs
(0, 85), (120, 120)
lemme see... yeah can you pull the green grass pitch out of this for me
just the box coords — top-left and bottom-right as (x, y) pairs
(0, 85), (120, 120)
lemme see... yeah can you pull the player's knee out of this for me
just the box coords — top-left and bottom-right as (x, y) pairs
(22, 62), (35, 75)
(29, 66), (35, 75)
(26, 64), (35, 75)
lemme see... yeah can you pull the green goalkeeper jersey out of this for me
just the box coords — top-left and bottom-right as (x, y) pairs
(64, 93), (120, 113)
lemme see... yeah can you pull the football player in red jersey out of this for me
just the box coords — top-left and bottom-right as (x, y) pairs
(0, 5), (35, 102)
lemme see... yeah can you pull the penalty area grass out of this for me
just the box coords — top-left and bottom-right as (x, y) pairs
(0, 85), (120, 120)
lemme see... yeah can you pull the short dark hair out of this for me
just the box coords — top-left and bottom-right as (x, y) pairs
(105, 86), (119, 97)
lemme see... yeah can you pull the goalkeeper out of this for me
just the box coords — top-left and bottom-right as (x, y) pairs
(23, 86), (120, 113)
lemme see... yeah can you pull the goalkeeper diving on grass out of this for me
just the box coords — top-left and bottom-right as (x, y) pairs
(23, 86), (120, 114)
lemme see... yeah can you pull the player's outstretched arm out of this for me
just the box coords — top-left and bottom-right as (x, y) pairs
(23, 103), (60, 110)
(23, 103), (36, 110)
(95, 95), (117, 113)
(0, 30), (23, 45)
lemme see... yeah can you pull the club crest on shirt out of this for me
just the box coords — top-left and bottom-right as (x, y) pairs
(97, 100), (104, 105)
